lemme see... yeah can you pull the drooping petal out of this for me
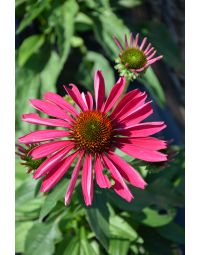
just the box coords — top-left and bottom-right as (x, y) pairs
(102, 76), (126, 113)
(114, 137), (167, 150)
(130, 32), (134, 47)
(19, 130), (70, 144)
(94, 155), (111, 188)
(144, 43), (152, 54)
(107, 151), (147, 189)
(124, 34), (129, 48)
(94, 70), (105, 110)
(29, 140), (72, 159)
(65, 151), (84, 205)
(64, 84), (88, 111)
(147, 56), (163, 64)
(134, 33), (139, 47)
(33, 143), (74, 179)
(85, 92), (93, 110)
(81, 92), (89, 110)
(140, 37), (147, 50)
(30, 99), (73, 122)
(44, 91), (78, 115)
(102, 154), (133, 202)
(82, 154), (93, 206)
(22, 113), (71, 128)
(116, 122), (166, 137)
(115, 142), (167, 162)
(147, 50), (157, 60)
(40, 150), (79, 192)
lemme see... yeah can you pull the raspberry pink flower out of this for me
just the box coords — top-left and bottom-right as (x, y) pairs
(113, 33), (163, 80)
(19, 70), (167, 206)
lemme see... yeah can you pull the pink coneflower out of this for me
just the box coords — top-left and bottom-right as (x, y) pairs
(113, 33), (163, 80)
(19, 70), (167, 206)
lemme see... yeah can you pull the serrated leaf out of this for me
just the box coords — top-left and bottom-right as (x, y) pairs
(18, 35), (45, 67)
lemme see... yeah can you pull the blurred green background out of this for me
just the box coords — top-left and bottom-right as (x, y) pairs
(16, 0), (185, 254)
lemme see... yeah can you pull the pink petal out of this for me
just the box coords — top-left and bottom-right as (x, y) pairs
(81, 92), (89, 110)
(30, 99), (73, 122)
(65, 151), (84, 205)
(114, 137), (167, 150)
(144, 43), (152, 54)
(22, 113), (71, 128)
(110, 89), (142, 120)
(40, 150), (79, 192)
(82, 154), (93, 206)
(64, 84), (88, 112)
(145, 47), (154, 56)
(117, 102), (153, 126)
(124, 34), (129, 48)
(107, 151), (147, 189)
(147, 56), (163, 65)
(115, 142), (167, 162)
(147, 50), (157, 60)
(94, 155), (111, 188)
(44, 91), (78, 116)
(102, 154), (133, 202)
(130, 32), (134, 47)
(116, 121), (166, 137)
(29, 140), (72, 159)
(94, 70), (105, 110)
(19, 130), (70, 144)
(134, 33), (139, 47)
(33, 144), (74, 179)
(140, 37), (147, 50)
(85, 92), (93, 110)
(112, 93), (147, 122)
(113, 36), (123, 51)
(102, 76), (126, 113)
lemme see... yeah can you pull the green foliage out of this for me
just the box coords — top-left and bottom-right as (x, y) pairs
(16, 1), (184, 254)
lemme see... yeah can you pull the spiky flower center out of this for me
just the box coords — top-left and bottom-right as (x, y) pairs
(72, 110), (113, 153)
(120, 48), (147, 69)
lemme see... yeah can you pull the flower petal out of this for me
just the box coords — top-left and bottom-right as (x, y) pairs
(115, 143), (167, 162)
(107, 151), (147, 189)
(29, 140), (72, 159)
(113, 36), (123, 51)
(140, 37), (147, 50)
(44, 91), (78, 115)
(64, 84), (88, 111)
(94, 155), (111, 188)
(82, 154), (93, 206)
(65, 151), (84, 205)
(30, 99), (73, 122)
(85, 92), (93, 110)
(33, 143), (74, 179)
(116, 122), (166, 137)
(102, 154), (133, 202)
(22, 113), (71, 128)
(110, 89), (142, 120)
(19, 130), (70, 144)
(114, 137), (167, 150)
(94, 70), (105, 110)
(102, 76), (126, 113)
(40, 150), (79, 192)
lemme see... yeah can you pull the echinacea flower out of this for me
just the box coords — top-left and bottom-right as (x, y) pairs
(16, 144), (45, 173)
(113, 33), (163, 80)
(18, 70), (167, 206)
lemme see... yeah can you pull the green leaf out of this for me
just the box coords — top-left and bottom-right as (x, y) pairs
(15, 221), (33, 253)
(109, 239), (130, 255)
(92, 9), (129, 59)
(80, 227), (97, 255)
(117, 0), (142, 8)
(140, 208), (176, 227)
(16, 0), (50, 33)
(18, 35), (45, 67)
(86, 189), (110, 250)
(139, 67), (166, 107)
(24, 222), (59, 255)
(157, 223), (185, 244)
(40, 179), (68, 219)
(110, 215), (138, 241)
(78, 51), (115, 96)
(63, 237), (80, 255)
